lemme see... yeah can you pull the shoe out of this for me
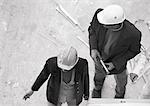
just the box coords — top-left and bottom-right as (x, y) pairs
(92, 89), (101, 98)
(114, 95), (124, 99)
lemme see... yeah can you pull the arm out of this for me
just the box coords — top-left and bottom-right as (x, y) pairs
(88, 9), (103, 64)
(83, 60), (90, 100)
(31, 60), (51, 91)
(112, 33), (142, 71)
(88, 8), (103, 52)
(23, 59), (51, 100)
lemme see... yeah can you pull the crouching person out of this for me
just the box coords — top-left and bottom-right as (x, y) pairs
(23, 46), (89, 106)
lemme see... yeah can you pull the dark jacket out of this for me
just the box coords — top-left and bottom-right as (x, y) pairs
(88, 8), (141, 74)
(31, 57), (89, 105)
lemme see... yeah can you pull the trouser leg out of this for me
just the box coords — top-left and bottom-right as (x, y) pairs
(114, 69), (128, 98)
(92, 63), (106, 98)
(47, 102), (61, 106)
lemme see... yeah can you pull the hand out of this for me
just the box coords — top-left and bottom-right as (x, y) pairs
(130, 73), (138, 82)
(105, 62), (115, 71)
(91, 49), (102, 64)
(23, 90), (34, 100)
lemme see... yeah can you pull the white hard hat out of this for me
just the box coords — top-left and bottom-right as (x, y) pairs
(97, 4), (125, 25)
(57, 46), (79, 70)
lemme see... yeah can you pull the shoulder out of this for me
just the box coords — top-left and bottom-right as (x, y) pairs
(90, 8), (105, 27)
(93, 8), (103, 18)
(77, 57), (88, 66)
(95, 8), (103, 14)
(46, 57), (57, 64)
(76, 58), (88, 73)
(124, 20), (141, 39)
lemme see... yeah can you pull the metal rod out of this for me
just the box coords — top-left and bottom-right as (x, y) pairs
(77, 35), (109, 74)
(76, 36), (89, 48)
(100, 59), (110, 74)
(56, 4), (85, 32)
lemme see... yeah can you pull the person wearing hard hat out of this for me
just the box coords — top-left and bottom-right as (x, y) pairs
(88, 4), (141, 98)
(23, 46), (89, 106)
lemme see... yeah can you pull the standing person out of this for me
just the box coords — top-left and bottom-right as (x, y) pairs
(88, 4), (141, 98)
(23, 46), (89, 106)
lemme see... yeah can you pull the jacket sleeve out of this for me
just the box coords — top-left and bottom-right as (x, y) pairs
(88, 8), (103, 52)
(112, 32), (142, 71)
(31, 60), (51, 91)
(83, 60), (90, 100)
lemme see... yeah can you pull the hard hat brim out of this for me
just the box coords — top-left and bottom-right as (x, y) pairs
(97, 11), (125, 25)
(57, 57), (79, 70)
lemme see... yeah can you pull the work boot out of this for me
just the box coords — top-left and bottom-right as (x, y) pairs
(92, 89), (101, 98)
(114, 95), (124, 99)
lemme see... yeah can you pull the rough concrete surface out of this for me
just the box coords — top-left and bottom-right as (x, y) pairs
(0, 0), (150, 106)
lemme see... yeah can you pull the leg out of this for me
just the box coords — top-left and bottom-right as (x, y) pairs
(114, 69), (128, 98)
(92, 63), (106, 98)
(47, 102), (61, 106)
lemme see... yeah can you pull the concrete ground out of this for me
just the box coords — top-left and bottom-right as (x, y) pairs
(0, 0), (150, 105)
